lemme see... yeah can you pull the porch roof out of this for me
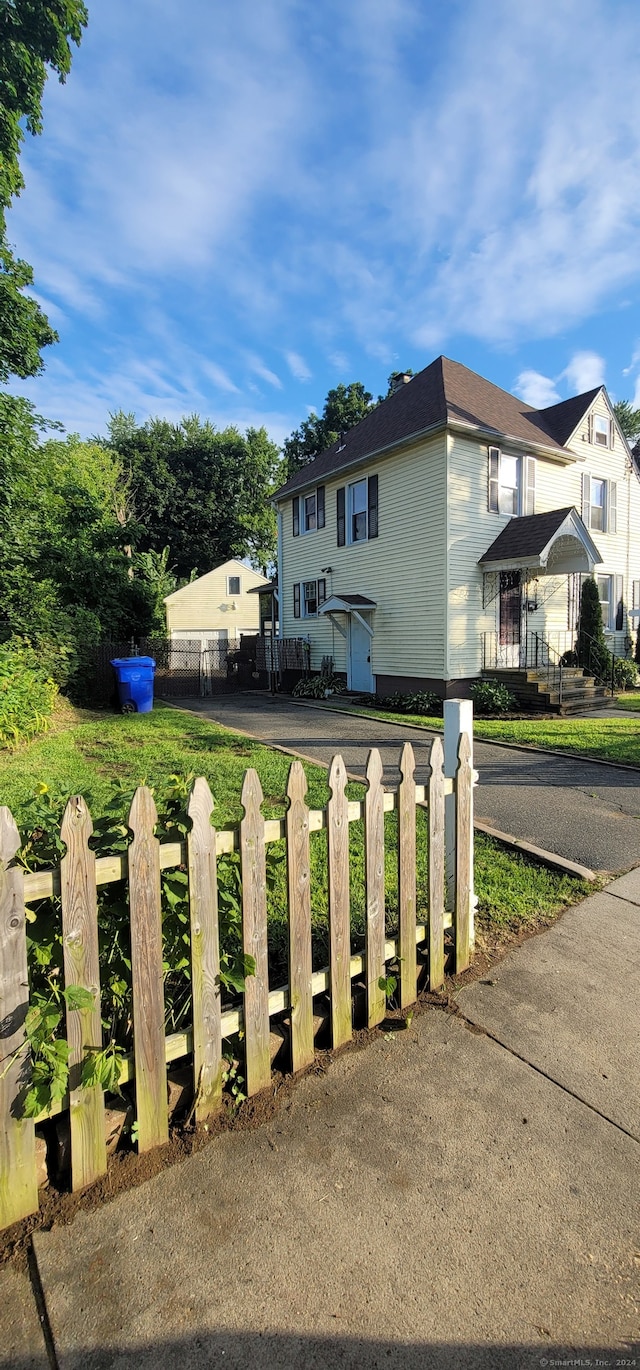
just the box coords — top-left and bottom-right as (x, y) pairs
(319, 594), (377, 613)
(478, 507), (603, 574)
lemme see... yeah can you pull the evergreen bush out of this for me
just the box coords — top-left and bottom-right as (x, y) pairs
(576, 577), (611, 681)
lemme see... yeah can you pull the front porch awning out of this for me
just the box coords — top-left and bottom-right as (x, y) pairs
(478, 507), (603, 575)
(319, 593), (376, 639)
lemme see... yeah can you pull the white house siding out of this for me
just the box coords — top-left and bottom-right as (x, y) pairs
(164, 560), (267, 641)
(278, 434), (448, 683)
(448, 395), (640, 678)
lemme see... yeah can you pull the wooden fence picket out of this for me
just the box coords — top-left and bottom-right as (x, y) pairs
(240, 769), (271, 1095)
(427, 737), (445, 990)
(60, 796), (107, 1191)
(0, 719), (478, 1233)
(455, 731), (473, 974)
(0, 809), (38, 1229)
(365, 749), (386, 1028)
(286, 761), (314, 1072)
(128, 786), (169, 1151)
(398, 742), (417, 1008)
(327, 754), (351, 1048)
(187, 778), (222, 1122)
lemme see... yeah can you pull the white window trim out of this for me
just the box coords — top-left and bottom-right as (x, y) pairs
(302, 580), (319, 617)
(347, 477), (369, 545)
(302, 491), (317, 535)
(593, 414), (612, 448)
(582, 474), (617, 535)
(226, 575), (242, 595)
(488, 449), (534, 517)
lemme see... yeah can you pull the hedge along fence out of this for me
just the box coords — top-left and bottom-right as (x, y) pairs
(0, 734), (474, 1232)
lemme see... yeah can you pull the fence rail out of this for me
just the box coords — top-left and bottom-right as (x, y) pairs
(0, 736), (474, 1232)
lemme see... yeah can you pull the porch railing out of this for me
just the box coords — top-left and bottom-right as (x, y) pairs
(482, 630), (618, 696)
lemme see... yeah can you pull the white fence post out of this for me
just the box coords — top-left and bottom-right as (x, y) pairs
(443, 699), (475, 948)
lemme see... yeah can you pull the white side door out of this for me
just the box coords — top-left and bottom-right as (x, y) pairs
(348, 615), (374, 692)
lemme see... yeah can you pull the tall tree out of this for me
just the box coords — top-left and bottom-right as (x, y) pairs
(105, 413), (283, 579)
(613, 399), (640, 443)
(283, 381), (375, 477)
(0, 0), (88, 380)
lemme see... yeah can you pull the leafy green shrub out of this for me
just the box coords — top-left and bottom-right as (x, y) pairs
(376, 690), (442, 716)
(576, 577), (611, 681)
(470, 680), (516, 715)
(0, 640), (58, 748)
(613, 657), (638, 691)
(292, 673), (344, 699)
(17, 776), (258, 1118)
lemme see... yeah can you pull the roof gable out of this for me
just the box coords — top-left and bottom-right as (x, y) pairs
(163, 559), (268, 603)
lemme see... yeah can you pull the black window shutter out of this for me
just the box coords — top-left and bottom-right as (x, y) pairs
(337, 486), (346, 546)
(293, 583), (300, 618)
(317, 486), (325, 529)
(292, 496), (300, 537)
(367, 474), (378, 539)
(317, 578), (326, 605)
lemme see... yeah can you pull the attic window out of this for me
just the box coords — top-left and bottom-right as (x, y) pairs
(227, 575), (241, 595)
(593, 415), (611, 448)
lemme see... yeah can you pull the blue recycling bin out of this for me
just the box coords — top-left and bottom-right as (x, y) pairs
(110, 656), (155, 714)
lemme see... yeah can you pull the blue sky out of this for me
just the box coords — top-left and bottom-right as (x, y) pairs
(7, 0), (640, 442)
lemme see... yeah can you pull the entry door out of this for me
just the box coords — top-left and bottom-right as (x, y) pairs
(348, 615), (373, 692)
(498, 571), (522, 667)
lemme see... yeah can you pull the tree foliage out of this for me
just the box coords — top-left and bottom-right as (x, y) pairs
(0, 0), (88, 379)
(613, 399), (640, 443)
(282, 371), (416, 477)
(0, 395), (154, 684)
(105, 413), (283, 579)
(283, 381), (375, 477)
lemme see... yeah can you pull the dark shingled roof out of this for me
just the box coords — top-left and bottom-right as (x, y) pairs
(478, 509), (575, 565)
(534, 388), (601, 446)
(276, 356), (583, 499)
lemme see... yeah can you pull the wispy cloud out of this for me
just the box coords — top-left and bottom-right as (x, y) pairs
(562, 351), (605, 394)
(200, 361), (240, 394)
(285, 350), (311, 382)
(513, 370), (561, 409)
(247, 355), (283, 390)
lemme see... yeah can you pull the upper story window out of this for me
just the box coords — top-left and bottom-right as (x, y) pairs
(488, 449), (535, 516)
(292, 486), (325, 537)
(582, 474), (617, 534)
(592, 414), (613, 448)
(227, 575), (241, 595)
(336, 474), (378, 546)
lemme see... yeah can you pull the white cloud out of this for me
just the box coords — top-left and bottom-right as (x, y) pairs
(513, 370), (560, 409)
(562, 351), (605, 394)
(247, 355), (283, 390)
(285, 350), (311, 382)
(200, 361), (240, 394)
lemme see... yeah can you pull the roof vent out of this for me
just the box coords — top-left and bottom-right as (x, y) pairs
(389, 373), (413, 395)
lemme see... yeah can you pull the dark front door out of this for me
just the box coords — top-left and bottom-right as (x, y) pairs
(499, 571), (522, 665)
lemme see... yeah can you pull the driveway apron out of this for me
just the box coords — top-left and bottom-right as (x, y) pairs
(174, 694), (640, 873)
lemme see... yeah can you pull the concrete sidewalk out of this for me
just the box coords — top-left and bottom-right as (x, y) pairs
(176, 693), (640, 873)
(4, 871), (639, 1368)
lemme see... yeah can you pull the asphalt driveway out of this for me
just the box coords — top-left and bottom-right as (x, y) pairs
(175, 693), (640, 873)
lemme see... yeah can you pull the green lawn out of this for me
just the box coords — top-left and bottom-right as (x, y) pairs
(1, 701), (590, 956)
(324, 703), (640, 766)
(616, 692), (640, 713)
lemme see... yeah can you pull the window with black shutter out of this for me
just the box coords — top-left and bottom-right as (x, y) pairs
(337, 487), (346, 545)
(293, 583), (301, 617)
(292, 497), (300, 537)
(317, 485), (325, 529)
(317, 578), (326, 605)
(367, 474), (378, 539)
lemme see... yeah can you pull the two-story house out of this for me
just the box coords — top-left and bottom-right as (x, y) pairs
(273, 357), (640, 701)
